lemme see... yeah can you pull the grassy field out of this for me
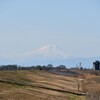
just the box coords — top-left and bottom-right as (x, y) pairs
(0, 70), (85, 100)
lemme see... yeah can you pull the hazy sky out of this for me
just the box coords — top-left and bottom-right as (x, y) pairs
(0, 0), (100, 58)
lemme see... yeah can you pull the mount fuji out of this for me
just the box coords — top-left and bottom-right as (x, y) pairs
(18, 44), (68, 66)
(17, 44), (99, 68)
(0, 44), (67, 65)
(0, 44), (99, 68)
(30, 44), (67, 60)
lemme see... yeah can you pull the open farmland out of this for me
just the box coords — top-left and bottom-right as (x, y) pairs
(0, 70), (85, 100)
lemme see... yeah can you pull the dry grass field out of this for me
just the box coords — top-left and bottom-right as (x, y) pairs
(0, 70), (85, 100)
(81, 75), (100, 100)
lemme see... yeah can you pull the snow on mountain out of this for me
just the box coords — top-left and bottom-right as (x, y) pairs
(0, 44), (67, 60)
(0, 44), (99, 68)
(32, 44), (67, 59)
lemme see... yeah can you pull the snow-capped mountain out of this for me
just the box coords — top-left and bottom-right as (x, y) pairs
(0, 44), (99, 68)
(0, 44), (66, 60)
(0, 44), (67, 64)
(32, 44), (67, 60)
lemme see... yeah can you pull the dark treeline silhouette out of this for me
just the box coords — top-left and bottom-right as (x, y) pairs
(0, 64), (67, 71)
(0, 65), (18, 71)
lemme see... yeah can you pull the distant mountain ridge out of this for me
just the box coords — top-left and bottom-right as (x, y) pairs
(0, 44), (100, 68)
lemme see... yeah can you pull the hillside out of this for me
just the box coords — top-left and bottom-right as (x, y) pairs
(0, 70), (85, 100)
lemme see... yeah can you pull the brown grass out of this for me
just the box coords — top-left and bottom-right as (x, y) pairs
(0, 70), (85, 100)
(81, 75), (100, 100)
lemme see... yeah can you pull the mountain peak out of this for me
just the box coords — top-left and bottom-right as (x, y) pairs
(34, 44), (66, 59)
(36, 44), (57, 52)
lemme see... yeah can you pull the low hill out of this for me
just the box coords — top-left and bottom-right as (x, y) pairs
(0, 70), (85, 100)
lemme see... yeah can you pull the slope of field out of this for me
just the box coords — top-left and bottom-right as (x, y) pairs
(0, 70), (85, 100)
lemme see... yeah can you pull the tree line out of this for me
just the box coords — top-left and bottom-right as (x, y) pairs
(0, 64), (67, 71)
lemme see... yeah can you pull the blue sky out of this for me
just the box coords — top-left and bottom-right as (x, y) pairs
(0, 0), (100, 58)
